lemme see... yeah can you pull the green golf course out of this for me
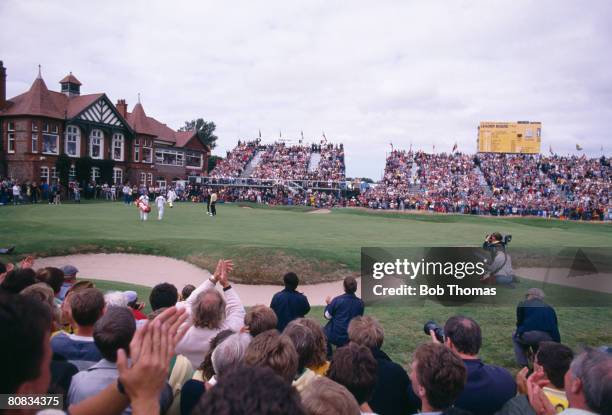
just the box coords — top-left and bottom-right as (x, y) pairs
(2, 201), (611, 371)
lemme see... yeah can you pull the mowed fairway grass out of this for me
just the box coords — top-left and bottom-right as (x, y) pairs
(2, 201), (612, 372)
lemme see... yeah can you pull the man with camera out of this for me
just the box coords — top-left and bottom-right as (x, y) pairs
(482, 232), (515, 286)
(429, 315), (516, 415)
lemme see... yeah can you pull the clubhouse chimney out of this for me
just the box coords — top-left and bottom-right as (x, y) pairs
(116, 99), (127, 118)
(0, 61), (6, 109)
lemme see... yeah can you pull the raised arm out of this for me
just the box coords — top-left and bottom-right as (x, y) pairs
(217, 260), (246, 331)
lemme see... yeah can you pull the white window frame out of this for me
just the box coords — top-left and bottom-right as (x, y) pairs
(43, 123), (49, 133)
(140, 172), (147, 186)
(113, 167), (123, 185)
(32, 122), (38, 132)
(40, 166), (49, 184)
(42, 133), (59, 155)
(32, 133), (38, 153)
(7, 132), (15, 153)
(89, 129), (104, 159)
(142, 139), (153, 164)
(147, 173), (153, 186)
(112, 133), (125, 161)
(51, 167), (58, 184)
(52, 125), (59, 134)
(69, 164), (76, 181)
(8, 122), (15, 131)
(155, 148), (185, 166)
(65, 125), (81, 157)
(134, 139), (140, 162)
(185, 151), (203, 169)
(91, 166), (101, 183)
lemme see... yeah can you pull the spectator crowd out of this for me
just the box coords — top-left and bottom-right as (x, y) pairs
(1, 255), (611, 415)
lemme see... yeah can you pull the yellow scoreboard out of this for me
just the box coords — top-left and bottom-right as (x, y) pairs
(477, 121), (541, 154)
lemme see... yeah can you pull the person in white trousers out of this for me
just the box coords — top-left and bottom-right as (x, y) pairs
(155, 194), (167, 220)
(137, 194), (150, 221)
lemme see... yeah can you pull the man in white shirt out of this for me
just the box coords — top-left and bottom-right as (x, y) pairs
(12, 183), (21, 205)
(137, 194), (150, 221)
(175, 259), (245, 367)
(155, 194), (167, 221)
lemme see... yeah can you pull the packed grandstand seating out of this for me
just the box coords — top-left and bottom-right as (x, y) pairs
(2, 259), (612, 415)
(1, 143), (610, 219)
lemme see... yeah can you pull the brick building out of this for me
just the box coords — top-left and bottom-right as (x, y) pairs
(0, 61), (209, 189)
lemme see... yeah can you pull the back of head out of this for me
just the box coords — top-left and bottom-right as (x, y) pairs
(570, 348), (612, 414)
(301, 376), (360, 415)
(0, 293), (52, 393)
(284, 320), (316, 371)
(199, 329), (235, 377)
(444, 315), (482, 355)
(93, 306), (136, 362)
(244, 329), (298, 384)
(211, 332), (252, 378)
(35, 267), (65, 295)
(21, 283), (56, 318)
(149, 282), (178, 311)
(284, 272), (299, 290)
(1, 268), (36, 294)
(413, 342), (467, 411)
(70, 288), (105, 327)
(192, 289), (226, 329)
(327, 342), (378, 405)
(294, 318), (328, 369)
(104, 291), (128, 308)
(536, 342), (574, 389)
(194, 365), (305, 415)
(348, 316), (384, 349)
(245, 304), (278, 337)
(343, 276), (358, 295)
(181, 284), (196, 300)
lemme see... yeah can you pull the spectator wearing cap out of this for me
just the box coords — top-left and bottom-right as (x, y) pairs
(323, 276), (364, 356)
(59, 265), (79, 301)
(513, 288), (560, 367)
(124, 290), (147, 321)
(270, 272), (311, 332)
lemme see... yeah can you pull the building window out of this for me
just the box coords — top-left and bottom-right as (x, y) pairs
(8, 122), (15, 131)
(52, 125), (59, 134)
(157, 179), (167, 190)
(113, 168), (123, 185)
(42, 133), (59, 154)
(69, 164), (76, 181)
(142, 139), (152, 163)
(40, 167), (49, 184)
(134, 139), (140, 162)
(65, 125), (80, 157)
(89, 129), (104, 159)
(32, 133), (38, 153)
(32, 122), (38, 132)
(155, 148), (185, 166)
(140, 172), (147, 186)
(51, 167), (58, 184)
(112, 133), (124, 161)
(186, 151), (203, 168)
(7, 132), (15, 153)
(43, 123), (49, 133)
(147, 173), (153, 186)
(91, 167), (101, 183)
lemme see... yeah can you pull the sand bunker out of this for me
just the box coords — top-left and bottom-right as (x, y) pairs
(34, 253), (355, 306)
(307, 209), (331, 214)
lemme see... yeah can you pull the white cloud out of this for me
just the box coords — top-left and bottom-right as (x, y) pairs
(1, 0), (611, 178)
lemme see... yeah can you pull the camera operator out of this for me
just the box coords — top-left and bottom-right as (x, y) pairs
(513, 288), (561, 367)
(482, 232), (515, 286)
(429, 315), (516, 415)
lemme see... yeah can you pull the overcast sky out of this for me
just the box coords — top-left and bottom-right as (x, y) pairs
(1, 0), (611, 178)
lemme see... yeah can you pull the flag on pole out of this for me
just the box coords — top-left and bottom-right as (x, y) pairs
(432, 144), (436, 153)
(322, 131), (327, 142)
(549, 145), (554, 155)
(279, 131), (282, 138)
(576, 144), (583, 151)
(390, 142), (394, 151)
(452, 142), (458, 153)
(409, 142), (413, 152)
(301, 130), (304, 141)
(258, 129), (261, 139)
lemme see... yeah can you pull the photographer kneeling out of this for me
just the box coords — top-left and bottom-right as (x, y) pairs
(482, 232), (515, 286)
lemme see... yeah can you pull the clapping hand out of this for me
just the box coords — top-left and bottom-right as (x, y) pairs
(526, 372), (555, 415)
(20, 256), (34, 269)
(116, 306), (189, 413)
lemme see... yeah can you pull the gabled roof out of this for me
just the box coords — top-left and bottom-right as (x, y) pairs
(59, 73), (82, 86)
(125, 102), (201, 149)
(1, 75), (103, 121)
